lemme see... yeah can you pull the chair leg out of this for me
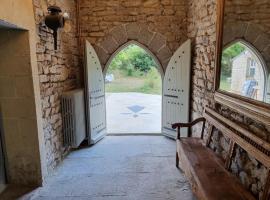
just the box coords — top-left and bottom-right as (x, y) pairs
(176, 152), (179, 168)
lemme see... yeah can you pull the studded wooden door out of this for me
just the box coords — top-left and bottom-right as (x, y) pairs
(162, 39), (191, 139)
(85, 40), (106, 144)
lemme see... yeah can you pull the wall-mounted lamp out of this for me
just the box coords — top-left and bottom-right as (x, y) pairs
(45, 6), (70, 50)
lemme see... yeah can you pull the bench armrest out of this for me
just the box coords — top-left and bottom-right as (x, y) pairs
(172, 117), (206, 140)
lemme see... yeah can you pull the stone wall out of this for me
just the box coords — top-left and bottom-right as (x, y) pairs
(216, 105), (269, 200)
(79, 0), (188, 70)
(187, 0), (269, 199)
(222, 1), (270, 199)
(33, 0), (80, 173)
(187, 0), (216, 120)
(223, 0), (270, 72)
(19, 0), (269, 196)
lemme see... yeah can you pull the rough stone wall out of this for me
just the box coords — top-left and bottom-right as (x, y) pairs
(187, 0), (216, 121)
(187, 0), (269, 199)
(25, 0), (269, 196)
(216, 105), (269, 200)
(79, 0), (188, 70)
(221, 1), (270, 199)
(33, 0), (79, 173)
(223, 0), (270, 72)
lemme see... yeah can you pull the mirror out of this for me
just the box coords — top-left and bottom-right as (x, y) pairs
(218, 0), (270, 104)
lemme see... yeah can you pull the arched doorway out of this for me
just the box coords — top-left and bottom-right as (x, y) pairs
(104, 41), (163, 134)
(84, 39), (191, 144)
(220, 40), (268, 102)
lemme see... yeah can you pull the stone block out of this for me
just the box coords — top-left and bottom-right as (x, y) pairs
(157, 46), (172, 62)
(244, 23), (262, 45)
(138, 25), (155, 46)
(40, 75), (49, 83)
(94, 45), (110, 66)
(148, 33), (167, 53)
(100, 35), (119, 54)
(253, 33), (270, 52)
(110, 25), (128, 46)
(143, 0), (160, 7)
(126, 23), (141, 40)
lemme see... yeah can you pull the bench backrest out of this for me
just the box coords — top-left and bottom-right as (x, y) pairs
(203, 107), (270, 200)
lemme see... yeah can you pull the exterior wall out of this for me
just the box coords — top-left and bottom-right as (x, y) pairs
(33, 0), (80, 173)
(187, 0), (270, 199)
(231, 53), (248, 94)
(223, 0), (270, 88)
(0, 0), (46, 185)
(231, 52), (265, 100)
(79, 0), (188, 71)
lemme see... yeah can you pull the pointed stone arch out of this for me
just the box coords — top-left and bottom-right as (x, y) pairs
(223, 22), (270, 70)
(103, 40), (164, 78)
(93, 23), (173, 72)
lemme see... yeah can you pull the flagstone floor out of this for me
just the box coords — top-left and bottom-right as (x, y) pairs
(106, 93), (162, 134)
(7, 136), (195, 200)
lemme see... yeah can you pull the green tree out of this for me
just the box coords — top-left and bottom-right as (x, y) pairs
(108, 44), (157, 76)
(221, 42), (245, 77)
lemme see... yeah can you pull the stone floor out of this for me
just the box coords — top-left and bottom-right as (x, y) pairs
(5, 136), (195, 200)
(106, 93), (162, 134)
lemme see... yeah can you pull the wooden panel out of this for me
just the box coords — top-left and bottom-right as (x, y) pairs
(177, 138), (255, 200)
(204, 108), (270, 168)
(84, 40), (106, 144)
(225, 141), (235, 170)
(206, 107), (270, 152)
(205, 125), (213, 147)
(215, 92), (270, 125)
(162, 39), (191, 138)
(214, 0), (225, 91)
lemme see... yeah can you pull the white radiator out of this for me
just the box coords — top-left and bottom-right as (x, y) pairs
(61, 89), (86, 148)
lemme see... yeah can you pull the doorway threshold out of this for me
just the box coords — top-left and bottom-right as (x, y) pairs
(107, 132), (162, 136)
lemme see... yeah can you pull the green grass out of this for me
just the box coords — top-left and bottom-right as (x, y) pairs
(220, 77), (231, 91)
(105, 68), (162, 95)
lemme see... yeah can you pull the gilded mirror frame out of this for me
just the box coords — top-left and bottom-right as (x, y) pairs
(214, 0), (270, 124)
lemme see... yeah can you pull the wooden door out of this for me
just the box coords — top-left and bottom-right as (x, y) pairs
(162, 39), (191, 139)
(85, 40), (106, 144)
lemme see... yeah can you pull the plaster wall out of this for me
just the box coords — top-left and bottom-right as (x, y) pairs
(0, 0), (46, 185)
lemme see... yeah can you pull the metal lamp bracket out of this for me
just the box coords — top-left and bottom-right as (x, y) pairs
(44, 6), (65, 50)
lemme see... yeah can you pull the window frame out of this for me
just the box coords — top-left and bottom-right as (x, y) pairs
(219, 39), (267, 102)
(215, 0), (270, 124)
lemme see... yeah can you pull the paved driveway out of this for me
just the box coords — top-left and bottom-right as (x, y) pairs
(106, 93), (161, 134)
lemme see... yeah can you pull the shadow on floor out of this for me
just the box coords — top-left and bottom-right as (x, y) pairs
(0, 185), (38, 200)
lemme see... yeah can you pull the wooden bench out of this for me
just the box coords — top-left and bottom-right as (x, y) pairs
(172, 107), (270, 200)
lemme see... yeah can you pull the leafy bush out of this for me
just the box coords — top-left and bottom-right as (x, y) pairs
(221, 42), (245, 77)
(108, 44), (157, 75)
(106, 44), (162, 94)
